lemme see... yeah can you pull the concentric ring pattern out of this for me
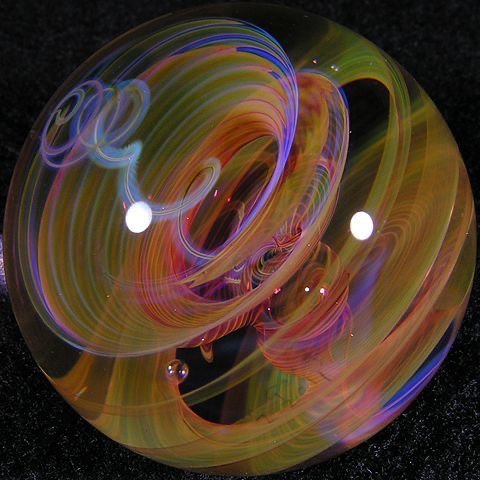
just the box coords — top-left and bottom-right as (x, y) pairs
(4, 4), (475, 476)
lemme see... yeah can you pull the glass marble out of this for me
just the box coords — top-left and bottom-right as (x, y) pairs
(4, 3), (476, 476)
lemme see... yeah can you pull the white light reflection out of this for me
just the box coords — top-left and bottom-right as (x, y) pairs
(350, 211), (374, 240)
(125, 201), (152, 233)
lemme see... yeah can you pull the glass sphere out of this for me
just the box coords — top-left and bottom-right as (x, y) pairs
(4, 3), (475, 476)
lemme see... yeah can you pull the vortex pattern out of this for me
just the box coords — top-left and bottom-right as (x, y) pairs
(5, 6), (475, 476)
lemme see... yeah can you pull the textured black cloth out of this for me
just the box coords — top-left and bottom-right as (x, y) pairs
(0, 0), (479, 479)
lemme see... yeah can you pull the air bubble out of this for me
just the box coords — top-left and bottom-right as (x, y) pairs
(166, 359), (189, 384)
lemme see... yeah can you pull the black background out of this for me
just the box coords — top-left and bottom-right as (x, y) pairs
(0, 0), (479, 479)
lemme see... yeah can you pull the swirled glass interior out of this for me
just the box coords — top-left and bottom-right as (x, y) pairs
(4, 4), (475, 476)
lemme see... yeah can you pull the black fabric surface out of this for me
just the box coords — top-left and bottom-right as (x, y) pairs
(0, 0), (479, 478)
